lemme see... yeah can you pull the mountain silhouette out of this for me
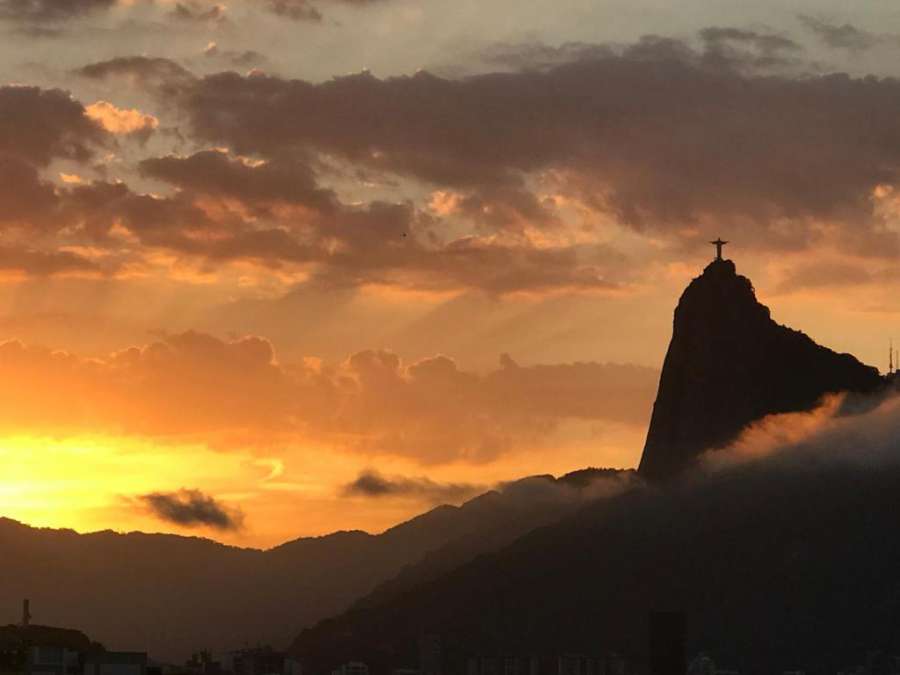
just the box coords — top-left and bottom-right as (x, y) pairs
(288, 459), (900, 675)
(638, 258), (882, 479)
(351, 469), (632, 611)
(284, 260), (900, 675)
(0, 471), (622, 662)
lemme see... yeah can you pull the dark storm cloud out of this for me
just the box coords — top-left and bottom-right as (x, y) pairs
(797, 15), (888, 53)
(342, 469), (483, 502)
(165, 32), (900, 255)
(0, 85), (107, 165)
(138, 488), (244, 530)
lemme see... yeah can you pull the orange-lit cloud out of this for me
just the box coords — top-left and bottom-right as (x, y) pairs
(0, 331), (654, 545)
(702, 390), (900, 473)
(85, 101), (159, 138)
(0, 332), (657, 461)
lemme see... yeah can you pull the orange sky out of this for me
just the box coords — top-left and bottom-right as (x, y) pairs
(0, 252), (892, 547)
(2, 2), (900, 546)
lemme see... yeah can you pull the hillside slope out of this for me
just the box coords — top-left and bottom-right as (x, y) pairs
(0, 472), (622, 662)
(290, 459), (900, 675)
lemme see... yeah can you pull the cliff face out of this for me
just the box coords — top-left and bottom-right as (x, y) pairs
(638, 258), (882, 480)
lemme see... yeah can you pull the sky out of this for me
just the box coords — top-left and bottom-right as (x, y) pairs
(2, 0), (900, 547)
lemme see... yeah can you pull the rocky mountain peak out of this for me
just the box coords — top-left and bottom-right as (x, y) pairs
(638, 258), (882, 480)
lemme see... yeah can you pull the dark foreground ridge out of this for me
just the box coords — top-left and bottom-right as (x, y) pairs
(638, 258), (882, 480)
(290, 461), (900, 675)
(0, 470), (626, 662)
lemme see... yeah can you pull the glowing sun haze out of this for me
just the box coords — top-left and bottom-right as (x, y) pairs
(0, 0), (899, 546)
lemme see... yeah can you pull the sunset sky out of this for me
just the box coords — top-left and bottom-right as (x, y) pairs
(2, 0), (900, 547)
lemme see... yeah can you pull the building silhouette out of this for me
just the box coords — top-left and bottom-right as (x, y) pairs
(648, 612), (686, 675)
(0, 601), (146, 675)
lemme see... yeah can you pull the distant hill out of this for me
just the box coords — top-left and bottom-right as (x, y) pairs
(353, 469), (633, 611)
(639, 258), (882, 479)
(288, 459), (900, 675)
(0, 470), (626, 663)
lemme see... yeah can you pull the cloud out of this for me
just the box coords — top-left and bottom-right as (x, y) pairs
(0, 0), (115, 25)
(74, 57), (197, 97)
(478, 27), (801, 76)
(263, 0), (321, 21)
(0, 0), (390, 31)
(203, 42), (267, 68)
(0, 150), (334, 277)
(85, 101), (159, 140)
(0, 331), (294, 439)
(323, 350), (657, 463)
(0, 84), (616, 294)
(131, 150), (624, 293)
(342, 469), (483, 503)
(137, 488), (244, 530)
(262, 0), (389, 22)
(0, 158), (207, 274)
(0, 155), (59, 225)
(774, 260), (874, 293)
(1, 0), (393, 30)
(57, 30), (900, 290)
(341, 467), (636, 505)
(0, 333), (657, 462)
(0, 244), (99, 275)
(163, 34), (900, 258)
(169, 1), (227, 24)
(797, 15), (888, 53)
(0, 85), (108, 166)
(477, 41), (616, 72)
(699, 388), (900, 476)
(698, 26), (802, 72)
(494, 469), (637, 506)
(138, 150), (336, 214)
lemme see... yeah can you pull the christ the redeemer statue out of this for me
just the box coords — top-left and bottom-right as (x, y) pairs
(710, 238), (729, 261)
